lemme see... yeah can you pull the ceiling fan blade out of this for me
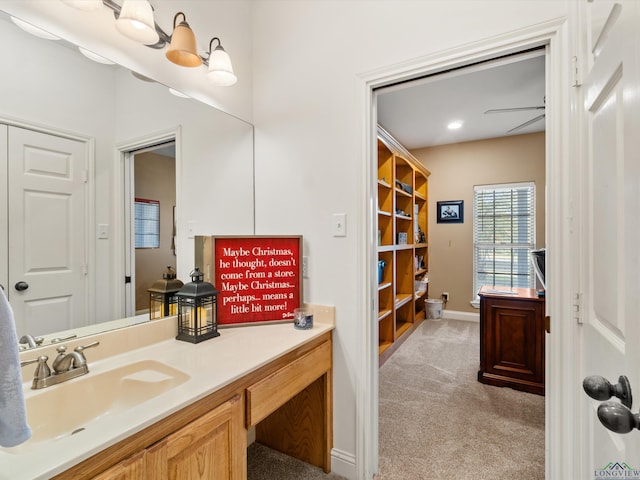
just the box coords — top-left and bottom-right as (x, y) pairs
(507, 114), (546, 133)
(485, 106), (545, 114)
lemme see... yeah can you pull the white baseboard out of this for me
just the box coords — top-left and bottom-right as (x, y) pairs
(441, 309), (479, 323)
(331, 448), (357, 479)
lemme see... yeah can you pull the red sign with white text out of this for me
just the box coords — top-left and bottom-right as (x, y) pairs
(212, 236), (302, 325)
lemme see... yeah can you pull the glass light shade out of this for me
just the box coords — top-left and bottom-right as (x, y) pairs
(11, 17), (60, 40)
(166, 19), (202, 67)
(207, 47), (237, 86)
(115, 0), (159, 45)
(79, 47), (115, 65)
(61, 0), (103, 11)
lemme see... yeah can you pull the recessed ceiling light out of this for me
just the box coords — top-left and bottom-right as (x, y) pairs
(11, 17), (60, 41)
(79, 47), (115, 65)
(447, 121), (463, 130)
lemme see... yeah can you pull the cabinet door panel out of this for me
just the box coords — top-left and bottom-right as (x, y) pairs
(92, 450), (146, 480)
(147, 395), (244, 480)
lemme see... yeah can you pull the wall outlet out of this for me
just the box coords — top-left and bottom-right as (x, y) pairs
(442, 292), (449, 302)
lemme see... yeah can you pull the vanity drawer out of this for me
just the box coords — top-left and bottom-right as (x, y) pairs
(246, 340), (331, 428)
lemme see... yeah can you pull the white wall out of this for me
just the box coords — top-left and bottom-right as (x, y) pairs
(251, 1), (569, 477)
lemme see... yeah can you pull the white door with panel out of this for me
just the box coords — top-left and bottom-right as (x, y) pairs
(6, 125), (88, 338)
(579, 0), (640, 476)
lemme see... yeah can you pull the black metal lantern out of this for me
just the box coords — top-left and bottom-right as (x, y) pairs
(176, 267), (220, 343)
(147, 266), (184, 320)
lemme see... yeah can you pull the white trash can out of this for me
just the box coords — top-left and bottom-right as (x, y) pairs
(425, 299), (443, 319)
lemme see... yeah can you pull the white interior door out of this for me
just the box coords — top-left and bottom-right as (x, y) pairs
(580, 0), (640, 475)
(7, 126), (88, 337)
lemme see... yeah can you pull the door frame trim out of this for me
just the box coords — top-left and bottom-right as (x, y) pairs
(0, 115), (94, 327)
(113, 126), (181, 318)
(356, 17), (575, 479)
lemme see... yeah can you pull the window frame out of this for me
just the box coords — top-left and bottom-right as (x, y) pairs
(472, 182), (536, 307)
(134, 197), (160, 249)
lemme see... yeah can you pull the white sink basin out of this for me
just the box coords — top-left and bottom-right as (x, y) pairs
(19, 360), (190, 446)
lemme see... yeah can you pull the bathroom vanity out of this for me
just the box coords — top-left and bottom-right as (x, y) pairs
(3, 308), (334, 480)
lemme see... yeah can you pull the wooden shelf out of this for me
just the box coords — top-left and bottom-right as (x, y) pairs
(376, 126), (431, 364)
(395, 321), (412, 337)
(395, 294), (412, 309)
(395, 188), (412, 197)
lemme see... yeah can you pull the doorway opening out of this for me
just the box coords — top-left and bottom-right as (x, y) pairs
(122, 139), (177, 318)
(359, 19), (572, 475)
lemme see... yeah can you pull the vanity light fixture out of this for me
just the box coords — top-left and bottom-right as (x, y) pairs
(166, 12), (202, 67)
(115, 0), (159, 46)
(206, 37), (237, 86)
(60, 0), (238, 86)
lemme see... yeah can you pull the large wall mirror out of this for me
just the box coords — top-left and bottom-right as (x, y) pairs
(0, 10), (255, 349)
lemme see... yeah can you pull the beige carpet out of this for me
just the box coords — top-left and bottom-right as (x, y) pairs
(376, 318), (545, 480)
(247, 318), (544, 479)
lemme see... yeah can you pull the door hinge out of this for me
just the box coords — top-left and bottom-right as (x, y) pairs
(83, 264), (88, 275)
(125, 276), (131, 284)
(573, 292), (583, 324)
(545, 316), (551, 334)
(572, 56), (582, 87)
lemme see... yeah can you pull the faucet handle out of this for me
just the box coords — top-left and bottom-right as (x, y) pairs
(74, 341), (100, 354)
(20, 355), (51, 380)
(73, 341), (100, 360)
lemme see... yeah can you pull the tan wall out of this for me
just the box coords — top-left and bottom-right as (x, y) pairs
(412, 132), (545, 313)
(134, 152), (177, 312)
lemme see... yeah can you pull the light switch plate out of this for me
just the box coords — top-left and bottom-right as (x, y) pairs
(333, 213), (347, 237)
(97, 224), (109, 239)
(187, 221), (196, 238)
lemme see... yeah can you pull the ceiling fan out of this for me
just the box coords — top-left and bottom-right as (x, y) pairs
(484, 100), (545, 133)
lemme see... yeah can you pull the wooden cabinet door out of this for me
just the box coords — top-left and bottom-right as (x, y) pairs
(92, 450), (146, 480)
(479, 294), (544, 395)
(146, 395), (245, 480)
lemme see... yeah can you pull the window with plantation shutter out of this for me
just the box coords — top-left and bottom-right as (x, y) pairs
(473, 182), (535, 303)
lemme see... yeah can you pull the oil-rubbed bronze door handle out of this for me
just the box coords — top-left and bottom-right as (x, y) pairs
(14, 281), (29, 291)
(583, 375), (633, 409)
(597, 401), (640, 434)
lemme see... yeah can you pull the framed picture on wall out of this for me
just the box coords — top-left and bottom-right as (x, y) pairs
(437, 200), (464, 223)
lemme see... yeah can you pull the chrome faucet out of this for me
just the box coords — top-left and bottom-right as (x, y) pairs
(20, 341), (100, 389)
(19, 334), (44, 349)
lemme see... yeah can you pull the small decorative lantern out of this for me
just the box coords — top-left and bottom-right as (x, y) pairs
(148, 266), (183, 320)
(176, 267), (220, 343)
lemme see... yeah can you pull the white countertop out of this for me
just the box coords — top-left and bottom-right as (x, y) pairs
(1, 311), (334, 480)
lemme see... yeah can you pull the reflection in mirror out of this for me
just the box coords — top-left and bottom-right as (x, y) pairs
(0, 11), (255, 349)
